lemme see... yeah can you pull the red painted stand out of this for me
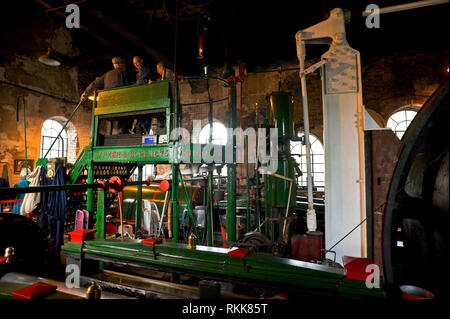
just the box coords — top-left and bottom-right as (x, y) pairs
(342, 255), (375, 281)
(68, 229), (96, 243)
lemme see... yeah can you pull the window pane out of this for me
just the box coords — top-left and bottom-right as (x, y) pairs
(387, 108), (418, 139)
(40, 120), (68, 159)
(291, 132), (325, 188)
(199, 122), (228, 145)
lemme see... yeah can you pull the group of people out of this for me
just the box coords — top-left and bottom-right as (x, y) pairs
(80, 56), (173, 135)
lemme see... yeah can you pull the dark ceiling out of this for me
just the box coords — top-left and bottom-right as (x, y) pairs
(3, 0), (450, 75)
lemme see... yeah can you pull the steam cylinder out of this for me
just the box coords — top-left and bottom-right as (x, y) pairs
(265, 92), (296, 208)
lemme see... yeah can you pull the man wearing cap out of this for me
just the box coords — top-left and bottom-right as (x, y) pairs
(80, 56), (129, 101)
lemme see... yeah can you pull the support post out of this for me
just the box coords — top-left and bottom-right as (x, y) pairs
(171, 74), (181, 243)
(245, 135), (251, 233)
(207, 171), (213, 246)
(96, 188), (105, 240)
(86, 90), (98, 224)
(226, 78), (237, 243)
(179, 171), (199, 240)
(136, 164), (143, 235)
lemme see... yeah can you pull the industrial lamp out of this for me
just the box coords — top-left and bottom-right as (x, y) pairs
(38, 48), (61, 67)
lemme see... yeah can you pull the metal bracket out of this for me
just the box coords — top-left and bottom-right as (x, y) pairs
(301, 59), (327, 76)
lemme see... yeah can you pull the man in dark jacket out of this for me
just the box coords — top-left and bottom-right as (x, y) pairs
(133, 56), (151, 85)
(81, 56), (130, 133)
(80, 56), (129, 100)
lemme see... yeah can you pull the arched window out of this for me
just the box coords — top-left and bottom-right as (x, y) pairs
(290, 133), (325, 191)
(387, 108), (418, 139)
(198, 121), (228, 145)
(40, 119), (68, 159)
(198, 121), (228, 179)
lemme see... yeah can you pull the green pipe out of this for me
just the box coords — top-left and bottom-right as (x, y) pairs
(22, 97), (28, 178)
(86, 91), (98, 223)
(207, 171), (213, 246)
(226, 78), (237, 243)
(136, 165), (143, 234)
(96, 188), (105, 240)
(255, 167), (261, 232)
(171, 164), (179, 243)
(171, 75), (181, 243)
(179, 170), (199, 240)
(245, 135), (251, 233)
(96, 188), (105, 270)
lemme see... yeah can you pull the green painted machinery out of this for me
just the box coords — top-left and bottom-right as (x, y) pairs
(56, 79), (385, 299)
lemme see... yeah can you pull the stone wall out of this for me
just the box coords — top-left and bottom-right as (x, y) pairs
(0, 9), (447, 188)
(0, 16), (90, 186)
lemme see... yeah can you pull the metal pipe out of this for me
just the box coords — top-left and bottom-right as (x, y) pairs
(356, 52), (367, 257)
(255, 103), (261, 232)
(22, 97), (28, 178)
(297, 40), (317, 232)
(136, 165), (143, 236)
(86, 90), (98, 223)
(362, 0), (448, 16)
(1, 80), (79, 104)
(119, 191), (124, 240)
(0, 180), (150, 195)
(226, 78), (237, 243)
(245, 135), (251, 233)
(168, 200), (173, 239)
(207, 171), (213, 246)
(171, 75), (181, 243)
(96, 189), (105, 240)
(179, 170), (199, 240)
(158, 190), (170, 238)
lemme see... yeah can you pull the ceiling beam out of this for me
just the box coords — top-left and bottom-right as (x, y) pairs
(82, 3), (177, 72)
(33, 0), (134, 59)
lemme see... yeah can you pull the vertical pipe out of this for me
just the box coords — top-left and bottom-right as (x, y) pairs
(207, 172), (213, 246)
(171, 74), (181, 243)
(255, 166), (261, 232)
(226, 78), (237, 243)
(207, 77), (214, 246)
(96, 188), (105, 240)
(171, 164), (179, 243)
(356, 52), (367, 257)
(86, 90), (98, 222)
(136, 165), (143, 235)
(179, 170), (199, 240)
(297, 41), (316, 232)
(245, 135), (251, 233)
(255, 103), (261, 232)
(96, 188), (105, 270)
(22, 97), (28, 178)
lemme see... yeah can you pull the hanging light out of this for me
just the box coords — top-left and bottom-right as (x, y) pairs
(38, 48), (61, 66)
